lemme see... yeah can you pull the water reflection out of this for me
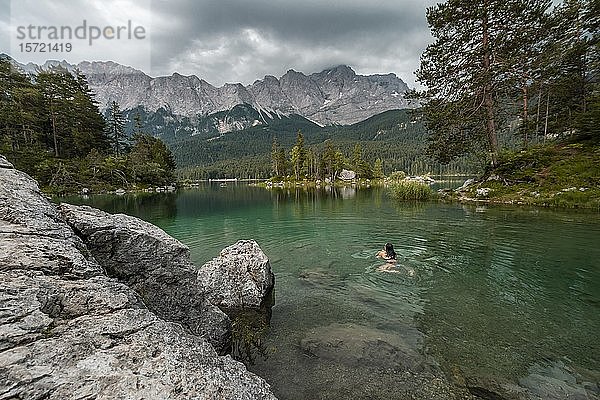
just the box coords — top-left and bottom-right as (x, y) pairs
(418, 205), (600, 395)
(58, 191), (178, 224)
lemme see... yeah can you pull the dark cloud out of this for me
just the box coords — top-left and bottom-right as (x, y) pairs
(149, 0), (437, 87)
(2, 0), (437, 88)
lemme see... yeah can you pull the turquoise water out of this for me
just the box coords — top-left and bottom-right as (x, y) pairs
(61, 184), (600, 399)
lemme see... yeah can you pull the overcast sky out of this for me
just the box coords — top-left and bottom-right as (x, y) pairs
(1, 0), (439, 88)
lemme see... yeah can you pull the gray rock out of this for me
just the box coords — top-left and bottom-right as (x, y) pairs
(198, 240), (274, 312)
(0, 169), (101, 279)
(517, 361), (600, 400)
(299, 323), (430, 372)
(0, 155), (13, 168)
(59, 203), (232, 353)
(476, 187), (491, 197)
(1, 295), (276, 400)
(339, 169), (357, 181)
(0, 162), (277, 399)
(456, 178), (476, 192)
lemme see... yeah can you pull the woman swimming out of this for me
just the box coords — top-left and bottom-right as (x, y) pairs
(376, 243), (397, 263)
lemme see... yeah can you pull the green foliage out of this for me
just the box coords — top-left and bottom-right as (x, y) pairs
(388, 181), (435, 201)
(388, 170), (407, 182)
(289, 130), (306, 180)
(129, 133), (177, 186)
(105, 101), (127, 156)
(271, 137), (287, 178)
(414, 0), (597, 166)
(462, 141), (600, 209)
(0, 59), (176, 194)
(176, 109), (475, 180)
(373, 158), (384, 179)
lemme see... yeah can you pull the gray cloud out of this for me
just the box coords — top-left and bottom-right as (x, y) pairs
(3, 0), (437, 88)
(149, 0), (437, 87)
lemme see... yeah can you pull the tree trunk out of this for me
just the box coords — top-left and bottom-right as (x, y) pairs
(544, 91), (550, 143)
(523, 85), (529, 147)
(482, 3), (498, 166)
(51, 102), (59, 157)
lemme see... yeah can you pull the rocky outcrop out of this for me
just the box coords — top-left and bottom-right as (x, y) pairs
(59, 204), (231, 352)
(9, 56), (413, 127)
(0, 160), (277, 399)
(338, 169), (356, 181)
(197, 240), (274, 313)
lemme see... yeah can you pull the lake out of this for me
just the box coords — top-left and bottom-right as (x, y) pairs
(60, 183), (600, 399)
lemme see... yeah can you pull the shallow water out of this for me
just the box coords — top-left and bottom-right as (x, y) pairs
(61, 183), (600, 399)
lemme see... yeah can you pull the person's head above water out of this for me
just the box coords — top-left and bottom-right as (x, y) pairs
(384, 243), (396, 259)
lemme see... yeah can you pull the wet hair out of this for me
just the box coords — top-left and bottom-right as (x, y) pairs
(384, 243), (396, 260)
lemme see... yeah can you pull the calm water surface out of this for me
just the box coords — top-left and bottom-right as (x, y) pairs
(62, 183), (600, 399)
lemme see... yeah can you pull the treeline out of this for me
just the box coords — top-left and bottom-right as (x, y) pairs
(271, 132), (370, 181)
(175, 110), (474, 180)
(0, 59), (176, 194)
(416, 0), (599, 165)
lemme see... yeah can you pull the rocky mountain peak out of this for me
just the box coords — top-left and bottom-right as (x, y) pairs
(5, 55), (415, 126)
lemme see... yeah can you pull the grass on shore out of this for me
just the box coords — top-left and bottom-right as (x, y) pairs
(454, 141), (600, 209)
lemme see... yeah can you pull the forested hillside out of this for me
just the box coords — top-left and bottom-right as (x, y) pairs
(0, 59), (176, 194)
(172, 109), (478, 180)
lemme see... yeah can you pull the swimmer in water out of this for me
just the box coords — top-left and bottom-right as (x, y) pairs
(376, 243), (397, 263)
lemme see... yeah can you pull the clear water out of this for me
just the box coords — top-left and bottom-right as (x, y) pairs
(61, 183), (600, 399)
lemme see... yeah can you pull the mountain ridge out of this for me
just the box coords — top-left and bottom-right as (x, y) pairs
(5, 55), (414, 126)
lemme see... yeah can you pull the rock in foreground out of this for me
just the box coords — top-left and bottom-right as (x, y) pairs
(198, 240), (275, 312)
(0, 158), (277, 399)
(60, 203), (232, 353)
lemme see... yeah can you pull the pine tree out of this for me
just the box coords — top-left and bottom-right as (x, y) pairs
(543, 0), (599, 138)
(351, 143), (363, 174)
(72, 70), (109, 155)
(373, 158), (384, 179)
(415, 0), (552, 165)
(0, 60), (44, 153)
(321, 140), (337, 181)
(290, 130), (306, 180)
(271, 137), (286, 177)
(37, 67), (75, 157)
(105, 101), (127, 156)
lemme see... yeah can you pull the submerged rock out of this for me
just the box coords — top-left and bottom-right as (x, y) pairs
(518, 360), (600, 400)
(299, 323), (430, 372)
(0, 159), (277, 399)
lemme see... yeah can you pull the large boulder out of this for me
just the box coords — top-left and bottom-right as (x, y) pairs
(339, 169), (356, 181)
(0, 168), (101, 279)
(59, 204), (231, 353)
(197, 240), (275, 312)
(0, 159), (277, 399)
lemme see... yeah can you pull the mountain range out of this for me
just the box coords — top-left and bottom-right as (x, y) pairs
(7, 56), (414, 131)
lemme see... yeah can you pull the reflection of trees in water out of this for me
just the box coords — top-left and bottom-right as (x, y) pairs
(176, 185), (273, 216)
(269, 186), (383, 204)
(62, 192), (178, 222)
